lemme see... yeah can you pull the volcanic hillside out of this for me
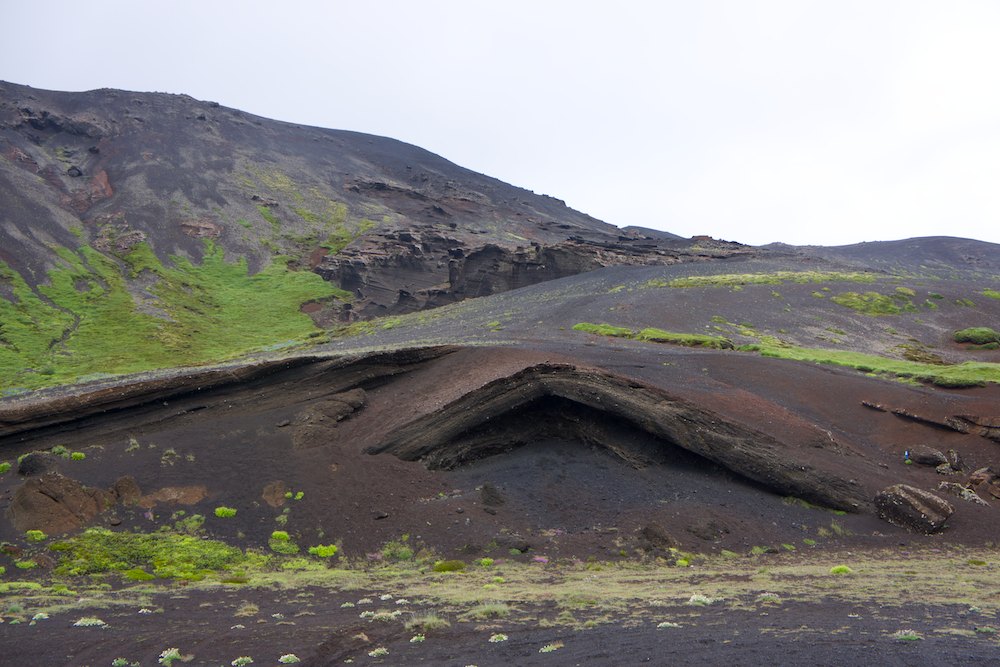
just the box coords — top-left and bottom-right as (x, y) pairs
(2, 84), (1000, 666)
(0, 81), (762, 394)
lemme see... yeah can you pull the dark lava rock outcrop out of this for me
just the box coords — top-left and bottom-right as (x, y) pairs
(874, 484), (954, 533)
(370, 363), (868, 511)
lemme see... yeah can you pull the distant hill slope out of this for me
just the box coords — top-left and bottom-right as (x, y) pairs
(0, 81), (710, 319)
(768, 236), (1000, 278)
(1, 82), (743, 389)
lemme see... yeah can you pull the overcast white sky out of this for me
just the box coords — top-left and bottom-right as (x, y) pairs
(3, 1), (999, 246)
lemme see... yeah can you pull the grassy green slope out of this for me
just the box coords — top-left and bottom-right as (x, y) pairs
(0, 241), (346, 393)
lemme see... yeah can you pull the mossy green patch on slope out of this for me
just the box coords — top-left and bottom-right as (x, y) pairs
(573, 323), (733, 349)
(646, 271), (878, 289)
(0, 241), (346, 392)
(49, 528), (250, 581)
(575, 321), (1000, 387)
(743, 341), (1000, 388)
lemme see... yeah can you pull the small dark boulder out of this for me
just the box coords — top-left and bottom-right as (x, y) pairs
(479, 483), (506, 507)
(908, 445), (947, 467)
(639, 523), (679, 551)
(686, 519), (730, 542)
(112, 476), (142, 506)
(66, 165), (82, 177)
(494, 533), (531, 553)
(874, 484), (953, 534)
(17, 452), (56, 477)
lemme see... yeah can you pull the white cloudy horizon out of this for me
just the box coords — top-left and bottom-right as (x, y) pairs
(3, 1), (998, 247)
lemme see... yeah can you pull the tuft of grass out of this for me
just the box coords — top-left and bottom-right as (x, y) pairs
(405, 612), (451, 632)
(381, 536), (415, 562)
(307, 544), (338, 558)
(269, 531), (299, 555)
(432, 559), (466, 573)
(829, 565), (854, 575)
(214, 507), (238, 518)
(467, 602), (511, 619)
(981, 289), (1000, 300)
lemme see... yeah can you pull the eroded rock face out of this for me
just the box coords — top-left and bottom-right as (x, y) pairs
(370, 364), (869, 511)
(8, 472), (115, 534)
(292, 388), (367, 449)
(874, 484), (954, 533)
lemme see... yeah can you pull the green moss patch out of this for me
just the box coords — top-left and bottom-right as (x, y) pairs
(571, 322), (633, 338)
(954, 327), (1000, 345)
(634, 328), (733, 349)
(0, 240), (347, 391)
(830, 291), (916, 315)
(49, 528), (249, 581)
(745, 341), (1000, 387)
(573, 323), (732, 349)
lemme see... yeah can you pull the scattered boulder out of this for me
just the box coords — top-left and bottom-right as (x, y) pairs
(907, 445), (947, 467)
(66, 165), (82, 177)
(479, 483), (506, 507)
(262, 480), (289, 508)
(8, 472), (115, 534)
(947, 449), (963, 472)
(686, 519), (730, 542)
(638, 523), (678, 551)
(292, 388), (367, 449)
(137, 485), (208, 509)
(937, 482), (989, 506)
(874, 484), (953, 534)
(179, 217), (223, 238)
(936, 463), (959, 476)
(112, 476), (142, 506)
(493, 533), (531, 553)
(968, 467), (1000, 500)
(17, 452), (57, 477)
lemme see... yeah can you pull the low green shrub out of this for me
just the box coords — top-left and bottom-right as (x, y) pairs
(269, 531), (299, 555)
(381, 536), (415, 562)
(954, 327), (1000, 345)
(307, 544), (338, 558)
(25, 530), (47, 542)
(432, 559), (466, 573)
(214, 507), (238, 518)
